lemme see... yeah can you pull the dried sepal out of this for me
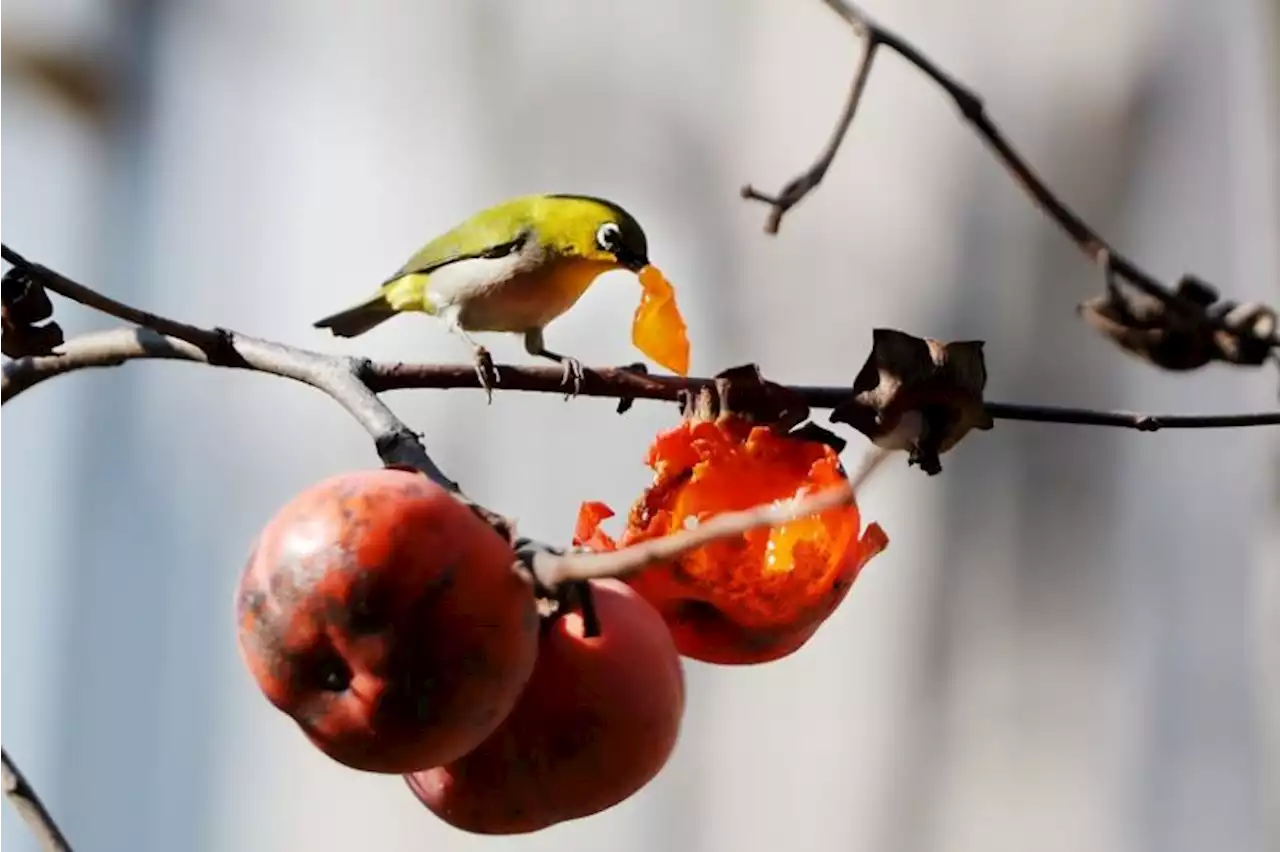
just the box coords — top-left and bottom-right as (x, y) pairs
(677, 363), (810, 432)
(1077, 273), (1277, 371)
(829, 328), (993, 475)
(2, 265), (65, 358)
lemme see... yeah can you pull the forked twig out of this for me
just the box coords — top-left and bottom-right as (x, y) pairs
(741, 0), (1279, 355)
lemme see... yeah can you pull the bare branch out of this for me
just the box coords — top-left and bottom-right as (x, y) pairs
(740, 19), (879, 234)
(3, 326), (454, 485)
(0, 246), (222, 351)
(2, 748), (73, 852)
(742, 0), (1279, 360)
(6, 328), (1275, 431)
(981, 403), (1280, 431)
(526, 446), (889, 590)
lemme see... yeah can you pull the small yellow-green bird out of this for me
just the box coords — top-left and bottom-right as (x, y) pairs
(313, 193), (660, 399)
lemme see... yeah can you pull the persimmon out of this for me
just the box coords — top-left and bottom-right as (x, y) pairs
(235, 468), (539, 774)
(632, 264), (690, 376)
(577, 416), (888, 665)
(404, 579), (685, 834)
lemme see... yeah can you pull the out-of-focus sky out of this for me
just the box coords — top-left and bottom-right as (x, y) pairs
(3, 1), (1278, 851)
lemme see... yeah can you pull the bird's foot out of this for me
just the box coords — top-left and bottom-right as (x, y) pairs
(473, 347), (501, 404)
(558, 356), (586, 400)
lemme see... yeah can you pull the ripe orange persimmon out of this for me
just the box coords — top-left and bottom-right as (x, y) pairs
(577, 417), (888, 665)
(404, 579), (685, 834)
(235, 468), (539, 774)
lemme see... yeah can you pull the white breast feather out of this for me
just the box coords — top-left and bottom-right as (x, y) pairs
(422, 251), (532, 311)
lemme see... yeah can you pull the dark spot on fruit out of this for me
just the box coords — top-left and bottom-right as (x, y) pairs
(342, 570), (388, 635)
(307, 651), (351, 692)
(237, 587), (267, 623)
(544, 709), (604, 763)
(670, 598), (723, 627)
(667, 560), (695, 585)
(738, 626), (782, 655)
(268, 569), (296, 605)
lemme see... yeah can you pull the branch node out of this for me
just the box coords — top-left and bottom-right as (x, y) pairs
(205, 327), (249, 368)
(1133, 415), (1159, 432)
(613, 361), (651, 414)
(951, 86), (985, 123)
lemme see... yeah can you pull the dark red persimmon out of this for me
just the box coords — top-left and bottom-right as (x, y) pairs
(405, 579), (685, 834)
(236, 468), (539, 774)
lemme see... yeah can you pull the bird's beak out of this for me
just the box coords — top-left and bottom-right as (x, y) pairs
(615, 249), (649, 272)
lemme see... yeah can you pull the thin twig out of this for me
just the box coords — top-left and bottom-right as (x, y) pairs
(981, 403), (1280, 431)
(531, 479), (855, 589)
(7, 330), (1275, 430)
(1, 245), (221, 350)
(528, 444), (890, 589)
(2, 749), (73, 852)
(740, 19), (879, 234)
(741, 0), (1279, 352)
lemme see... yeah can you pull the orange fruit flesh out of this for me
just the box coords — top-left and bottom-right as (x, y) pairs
(632, 265), (690, 376)
(625, 422), (861, 628)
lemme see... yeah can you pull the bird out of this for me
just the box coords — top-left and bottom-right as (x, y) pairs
(312, 193), (687, 401)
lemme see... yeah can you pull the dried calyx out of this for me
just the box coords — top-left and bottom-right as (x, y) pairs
(829, 328), (992, 475)
(2, 264), (64, 358)
(1077, 273), (1278, 373)
(678, 363), (847, 452)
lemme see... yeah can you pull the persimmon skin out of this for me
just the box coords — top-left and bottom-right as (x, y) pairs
(405, 580), (685, 835)
(634, 521), (888, 665)
(235, 468), (539, 774)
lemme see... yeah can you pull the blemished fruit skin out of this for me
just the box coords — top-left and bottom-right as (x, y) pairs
(404, 579), (686, 834)
(235, 468), (539, 774)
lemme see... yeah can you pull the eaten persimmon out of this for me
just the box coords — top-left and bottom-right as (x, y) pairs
(632, 265), (690, 376)
(576, 417), (888, 665)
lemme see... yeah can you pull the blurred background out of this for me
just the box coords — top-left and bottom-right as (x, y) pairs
(3, 0), (1279, 850)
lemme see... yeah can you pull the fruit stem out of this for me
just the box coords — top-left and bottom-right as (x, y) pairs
(572, 581), (603, 638)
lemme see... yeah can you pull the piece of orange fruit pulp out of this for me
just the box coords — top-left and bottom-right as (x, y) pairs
(632, 265), (690, 376)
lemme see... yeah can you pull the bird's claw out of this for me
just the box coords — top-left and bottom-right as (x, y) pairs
(559, 357), (586, 400)
(474, 347), (500, 404)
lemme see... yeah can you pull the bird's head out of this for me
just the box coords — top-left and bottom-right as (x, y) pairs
(531, 193), (690, 377)
(537, 194), (651, 272)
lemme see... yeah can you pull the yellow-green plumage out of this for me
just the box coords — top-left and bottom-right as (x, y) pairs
(313, 193), (654, 395)
(315, 194), (648, 334)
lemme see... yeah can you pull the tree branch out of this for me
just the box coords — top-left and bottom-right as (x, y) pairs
(0, 252), (456, 487)
(741, 0), (1280, 356)
(0, 246), (221, 351)
(524, 446), (891, 589)
(7, 328), (1275, 431)
(2, 749), (73, 852)
(740, 14), (879, 234)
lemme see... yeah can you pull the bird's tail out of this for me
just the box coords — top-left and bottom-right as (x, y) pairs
(313, 294), (397, 338)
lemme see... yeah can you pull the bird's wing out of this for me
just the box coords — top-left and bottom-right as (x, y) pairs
(379, 199), (536, 288)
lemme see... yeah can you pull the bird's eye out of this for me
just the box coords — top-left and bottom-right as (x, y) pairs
(595, 222), (622, 251)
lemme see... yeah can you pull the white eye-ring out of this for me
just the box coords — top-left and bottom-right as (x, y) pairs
(595, 222), (622, 251)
